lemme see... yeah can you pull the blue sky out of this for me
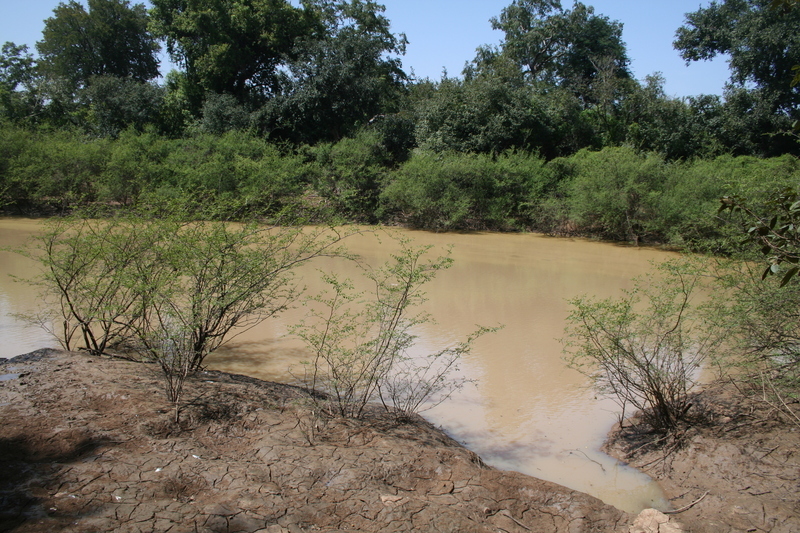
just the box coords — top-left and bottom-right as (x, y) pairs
(1, 0), (730, 98)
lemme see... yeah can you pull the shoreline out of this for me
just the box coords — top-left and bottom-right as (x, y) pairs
(1, 349), (633, 532)
(604, 381), (800, 533)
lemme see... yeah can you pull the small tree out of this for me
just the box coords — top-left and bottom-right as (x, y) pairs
(293, 238), (495, 419)
(563, 259), (724, 431)
(15, 213), (354, 421)
(140, 220), (352, 370)
(145, 319), (195, 423)
(13, 217), (167, 354)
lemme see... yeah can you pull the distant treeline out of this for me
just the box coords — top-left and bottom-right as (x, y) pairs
(2, 123), (799, 250)
(2, 0), (800, 248)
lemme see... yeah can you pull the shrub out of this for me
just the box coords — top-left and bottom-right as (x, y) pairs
(566, 147), (667, 242)
(379, 150), (546, 230)
(563, 259), (724, 432)
(292, 238), (496, 419)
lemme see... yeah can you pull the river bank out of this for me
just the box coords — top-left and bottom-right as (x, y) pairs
(1, 349), (633, 533)
(604, 381), (800, 533)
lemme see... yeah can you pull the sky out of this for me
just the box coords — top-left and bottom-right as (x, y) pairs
(1, 0), (731, 98)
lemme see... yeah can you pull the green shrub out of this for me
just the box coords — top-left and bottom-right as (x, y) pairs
(379, 150), (546, 230)
(566, 147), (667, 242)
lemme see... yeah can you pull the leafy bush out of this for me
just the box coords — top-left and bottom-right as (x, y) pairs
(292, 238), (495, 419)
(379, 150), (546, 230)
(307, 130), (391, 221)
(563, 259), (724, 431)
(16, 214), (353, 368)
(565, 146), (667, 242)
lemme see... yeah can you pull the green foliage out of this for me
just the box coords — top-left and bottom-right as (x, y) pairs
(563, 259), (724, 432)
(2, 128), (109, 209)
(0, 43), (39, 122)
(705, 259), (800, 419)
(379, 150), (546, 230)
(13, 217), (162, 354)
(476, 1), (630, 102)
(622, 75), (719, 160)
(720, 184), (800, 285)
(292, 238), (494, 418)
(80, 76), (165, 138)
(99, 128), (172, 205)
(36, 0), (160, 90)
(675, 0), (800, 115)
(565, 147), (668, 242)
(15, 214), (352, 371)
(258, 0), (408, 144)
(150, 0), (317, 109)
(200, 92), (252, 135)
(307, 129), (391, 221)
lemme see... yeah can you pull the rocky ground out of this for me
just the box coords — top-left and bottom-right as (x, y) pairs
(0, 349), (632, 533)
(605, 382), (800, 533)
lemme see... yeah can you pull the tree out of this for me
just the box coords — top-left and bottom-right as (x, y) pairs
(0, 42), (39, 121)
(621, 74), (720, 160)
(15, 217), (160, 355)
(80, 75), (165, 137)
(149, 0), (317, 109)
(475, 0), (631, 105)
(17, 214), (353, 371)
(36, 0), (160, 90)
(674, 0), (800, 115)
(257, 0), (408, 144)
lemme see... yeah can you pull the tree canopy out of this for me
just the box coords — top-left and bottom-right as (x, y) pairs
(470, 0), (631, 106)
(675, 0), (800, 115)
(149, 0), (319, 108)
(36, 0), (160, 89)
(259, 0), (408, 144)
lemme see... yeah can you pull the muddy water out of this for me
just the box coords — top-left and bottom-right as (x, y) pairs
(0, 220), (677, 513)
(0, 219), (55, 357)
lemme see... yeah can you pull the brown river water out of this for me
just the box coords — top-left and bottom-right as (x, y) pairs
(0, 219), (678, 513)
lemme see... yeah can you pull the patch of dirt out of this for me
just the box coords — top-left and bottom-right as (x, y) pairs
(0, 349), (629, 533)
(604, 382), (800, 533)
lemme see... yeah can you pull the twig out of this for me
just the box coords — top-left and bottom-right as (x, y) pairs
(496, 509), (532, 531)
(663, 491), (709, 514)
(759, 445), (780, 460)
(568, 450), (606, 472)
(627, 434), (670, 456)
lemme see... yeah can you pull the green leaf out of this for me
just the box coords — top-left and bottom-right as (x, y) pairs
(780, 266), (799, 287)
(769, 215), (778, 229)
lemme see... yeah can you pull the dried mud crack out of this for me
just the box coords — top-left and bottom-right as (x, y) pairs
(0, 349), (628, 533)
(605, 382), (800, 533)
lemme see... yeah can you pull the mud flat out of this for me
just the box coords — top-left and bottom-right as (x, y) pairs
(0, 349), (635, 533)
(605, 381), (800, 533)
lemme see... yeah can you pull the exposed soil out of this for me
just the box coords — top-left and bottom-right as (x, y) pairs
(604, 382), (800, 533)
(0, 349), (631, 533)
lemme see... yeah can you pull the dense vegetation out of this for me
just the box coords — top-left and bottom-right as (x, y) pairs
(3, 122), (800, 249)
(0, 0), (798, 248)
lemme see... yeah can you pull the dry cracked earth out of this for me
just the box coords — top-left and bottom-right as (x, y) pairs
(0, 349), (630, 533)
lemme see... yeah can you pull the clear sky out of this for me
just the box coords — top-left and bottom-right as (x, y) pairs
(1, 0), (730, 98)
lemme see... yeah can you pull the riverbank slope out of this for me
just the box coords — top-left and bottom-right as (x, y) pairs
(605, 382), (800, 533)
(0, 349), (628, 533)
